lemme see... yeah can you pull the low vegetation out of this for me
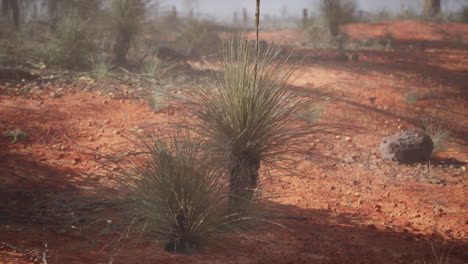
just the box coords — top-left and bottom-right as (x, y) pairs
(112, 130), (258, 254)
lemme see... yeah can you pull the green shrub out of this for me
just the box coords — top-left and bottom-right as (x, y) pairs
(189, 39), (315, 207)
(45, 14), (98, 69)
(114, 130), (253, 254)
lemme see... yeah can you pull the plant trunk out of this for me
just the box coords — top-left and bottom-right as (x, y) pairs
(228, 155), (260, 209)
(48, 0), (58, 31)
(3, 0), (20, 30)
(9, 0), (19, 30)
(423, 0), (441, 17)
(302, 8), (308, 29)
(114, 30), (131, 65)
(2, 0), (9, 16)
(328, 20), (340, 37)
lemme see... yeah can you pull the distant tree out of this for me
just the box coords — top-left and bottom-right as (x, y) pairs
(302, 8), (309, 29)
(2, 0), (20, 30)
(2, 0), (9, 16)
(48, 0), (58, 30)
(233, 11), (239, 26)
(242, 7), (248, 28)
(423, 0), (441, 16)
(320, 0), (356, 37)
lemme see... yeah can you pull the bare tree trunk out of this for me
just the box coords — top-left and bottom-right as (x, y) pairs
(48, 0), (58, 31)
(302, 8), (309, 29)
(423, 0), (441, 17)
(8, 0), (19, 30)
(2, 0), (9, 16)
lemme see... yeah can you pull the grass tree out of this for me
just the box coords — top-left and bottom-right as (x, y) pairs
(190, 0), (316, 209)
(110, 0), (146, 65)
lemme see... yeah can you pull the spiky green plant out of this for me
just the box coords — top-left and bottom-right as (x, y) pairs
(114, 130), (253, 254)
(188, 38), (316, 207)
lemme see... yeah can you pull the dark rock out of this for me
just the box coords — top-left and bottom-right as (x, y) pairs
(380, 130), (433, 163)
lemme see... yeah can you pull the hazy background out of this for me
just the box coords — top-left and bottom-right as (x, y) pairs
(168, 0), (466, 21)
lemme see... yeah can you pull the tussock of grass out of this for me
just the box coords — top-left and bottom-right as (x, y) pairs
(113, 130), (256, 254)
(141, 57), (180, 80)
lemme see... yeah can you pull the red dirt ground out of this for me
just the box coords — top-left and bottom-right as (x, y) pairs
(1, 21), (467, 264)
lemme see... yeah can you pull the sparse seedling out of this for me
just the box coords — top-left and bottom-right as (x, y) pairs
(405, 90), (419, 105)
(2, 128), (27, 144)
(142, 58), (180, 80)
(91, 57), (111, 81)
(146, 90), (170, 112)
(422, 116), (450, 156)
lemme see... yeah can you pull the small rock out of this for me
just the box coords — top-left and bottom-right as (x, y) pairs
(344, 136), (352, 142)
(380, 130), (433, 163)
(329, 186), (335, 191)
(50, 92), (58, 98)
(374, 204), (382, 212)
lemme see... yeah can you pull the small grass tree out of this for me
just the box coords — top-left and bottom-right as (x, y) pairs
(190, 0), (316, 209)
(114, 130), (252, 254)
(110, 0), (146, 65)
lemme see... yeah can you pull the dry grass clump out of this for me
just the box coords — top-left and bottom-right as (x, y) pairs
(422, 116), (450, 156)
(113, 130), (255, 254)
